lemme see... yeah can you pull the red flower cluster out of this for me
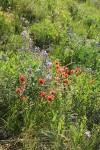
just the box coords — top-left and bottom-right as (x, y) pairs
(50, 90), (56, 95)
(16, 74), (26, 101)
(20, 75), (26, 82)
(76, 68), (81, 73)
(55, 61), (65, 73)
(41, 90), (56, 102)
(57, 67), (64, 73)
(15, 59), (96, 105)
(55, 61), (60, 66)
(70, 69), (75, 74)
(38, 78), (45, 84)
(64, 67), (69, 73)
(22, 96), (26, 101)
(90, 80), (94, 84)
(48, 95), (54, 102)
(81, 73), (85, 76)
(62, 72), (68, 77)
(41, 91), (46, 97)
(64, 79), (69, 84)
(21, 81), (26, 89)
(56, 65), (60, 70)
(19, 75), (26, 90)
(16, 87), (22, 93)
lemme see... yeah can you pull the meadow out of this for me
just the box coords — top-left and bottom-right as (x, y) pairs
(0, 0), (100, 149)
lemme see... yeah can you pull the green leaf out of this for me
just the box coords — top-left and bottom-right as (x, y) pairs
(52, 113), (57, 122)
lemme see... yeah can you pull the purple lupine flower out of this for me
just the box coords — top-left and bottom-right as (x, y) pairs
(22, 31), (27, 38)
(46, 61), (52, 68)
(43, 51), (48, 57)
(38, 65), (43, 71)
(46, 74), (52, 80)
(34, 46), (40, 51)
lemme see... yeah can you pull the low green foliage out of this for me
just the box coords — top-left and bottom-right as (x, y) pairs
(0, 0), (100, 149)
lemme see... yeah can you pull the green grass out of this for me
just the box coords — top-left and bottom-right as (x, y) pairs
(0, 0), (100, 149)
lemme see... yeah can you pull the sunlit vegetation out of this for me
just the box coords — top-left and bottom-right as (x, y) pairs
(0, 0), (100, 149)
